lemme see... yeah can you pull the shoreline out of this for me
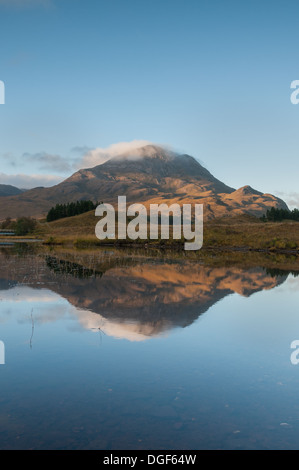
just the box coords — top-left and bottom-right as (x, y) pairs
(1, 236), (299, 257)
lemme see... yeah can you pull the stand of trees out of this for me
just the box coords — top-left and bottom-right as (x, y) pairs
(0, 217), (36, 235)
(46, 200), (101, 222)
(14, 217), (37, 235)
(261, 207), (299, 222)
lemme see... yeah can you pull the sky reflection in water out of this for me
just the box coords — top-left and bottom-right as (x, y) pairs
(0, 248), (299, 449)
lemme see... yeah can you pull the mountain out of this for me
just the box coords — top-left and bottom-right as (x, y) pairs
(0, 184), (24, 197)
(0, 145), (289, 220)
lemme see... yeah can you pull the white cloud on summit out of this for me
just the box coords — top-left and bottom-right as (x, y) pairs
(75, 140), (151, 169)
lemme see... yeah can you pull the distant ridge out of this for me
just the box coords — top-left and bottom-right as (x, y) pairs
(0, 184), (24, 197)
(0, 145), (289, 220)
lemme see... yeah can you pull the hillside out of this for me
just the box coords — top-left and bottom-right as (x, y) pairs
(0, 184), (24, 197)
(34, 210), (299, 253)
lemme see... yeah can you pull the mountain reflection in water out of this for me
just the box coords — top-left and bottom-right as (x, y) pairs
(0, 248), (288, 341)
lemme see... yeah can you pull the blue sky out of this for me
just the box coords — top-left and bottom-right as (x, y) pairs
(0, 0), (298, 206)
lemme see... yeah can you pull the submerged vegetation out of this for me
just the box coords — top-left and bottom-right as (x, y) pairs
(45, 255), (105, 278)
(2, 242), (299, 277)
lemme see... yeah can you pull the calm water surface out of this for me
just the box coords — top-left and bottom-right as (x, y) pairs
(0, 246), (299, 449)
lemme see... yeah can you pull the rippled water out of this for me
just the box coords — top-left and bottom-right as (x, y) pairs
(0, 245), (299, 449)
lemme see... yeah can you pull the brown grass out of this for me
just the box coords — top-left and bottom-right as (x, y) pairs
(30, 211), (299, 254)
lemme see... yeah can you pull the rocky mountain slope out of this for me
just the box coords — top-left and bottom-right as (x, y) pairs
(0, 145), (288, 220)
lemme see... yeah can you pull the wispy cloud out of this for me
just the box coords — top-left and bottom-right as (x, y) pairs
(2, 152), (16, 167)
(23, 152), (72, 173)
(71, 146), (93, 156)
(75, 140), (151, 169)
(0, 140), (155, 189)
(276, 191), (299, 210)
(2, 151), (72, 173)
(0, 173), (63, 189)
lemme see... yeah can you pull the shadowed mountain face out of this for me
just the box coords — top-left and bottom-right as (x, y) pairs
(0, 249), (288, 341)
(0, 184), (24, 197)
(0, 145), (288, 220)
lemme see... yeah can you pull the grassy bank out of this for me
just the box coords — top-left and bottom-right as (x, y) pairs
(29, 211), (299, 254)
